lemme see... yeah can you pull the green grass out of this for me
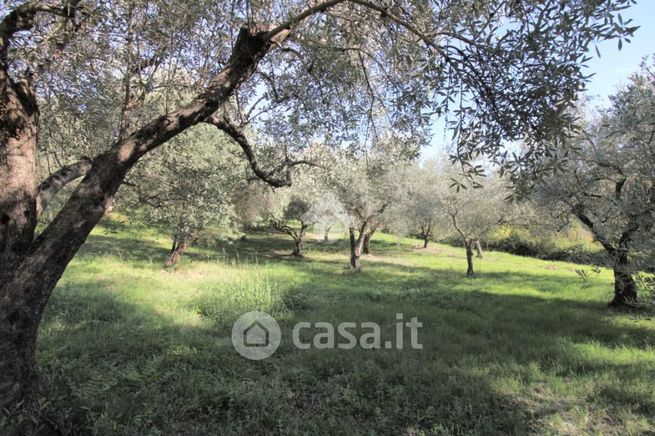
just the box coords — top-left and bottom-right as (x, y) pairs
(37, 219), (655, 435)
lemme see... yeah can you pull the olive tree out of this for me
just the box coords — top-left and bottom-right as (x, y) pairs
(0, 0), (636, 428)
(327, 140), (413, 268)
(270, 194), (315, 257)
(530, 61), (655, 306)
(390, 160), (444, 248)
(442, 173), (507, 276)
(124, 126), (243, 267)
(304, 192), (347, 242)
(271, 189), (350, 255)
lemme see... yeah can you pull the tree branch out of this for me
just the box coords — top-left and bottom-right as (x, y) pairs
(270, 220), (299, 241)
(450, 211), (468, 242)
(36, 157), (92, 218)
(264, 0), (347, 41)
(205, 112), (315, 188)
(346, 0), (440, 51)
(572, 206), (616, 255)
(0, 1), (82, 40)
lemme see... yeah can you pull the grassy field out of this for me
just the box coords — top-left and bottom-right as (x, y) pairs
(37, 218), (655, 435)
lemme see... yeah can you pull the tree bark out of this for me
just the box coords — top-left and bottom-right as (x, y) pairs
(0, 79), (39, 267)
(349, 223), (367, 270)
(294, 222), (309, 256)
(465, 240), (475, 276)
(0, 311), (42, 433)
(362, 233), (371, 255)
(323, 225), (332, 242)
(362, 225), (376, 255)
(574, 209), (640, 307)
(610, 253), (637, 307)
(35, 158), (93, 218)
(475, 238), (483, 258)
(292, 239), (303, 256)
(611, 268), (637, 307)
(171, 233), (178, 253)
(420, 221), (431, 248)
(165, 234), (190, 268)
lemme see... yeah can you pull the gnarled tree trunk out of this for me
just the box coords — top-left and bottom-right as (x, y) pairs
(292, 238), (303, 256)
(0, 34), (43, 431)
(0, 78), (39, 269)
(610, 253), (637, 307)
(271, 220), (309, 257)
(574, 209), (641, 307)
(293, 222), (309, 256)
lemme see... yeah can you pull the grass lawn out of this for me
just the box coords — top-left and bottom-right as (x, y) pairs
(37, 219), (655, 435)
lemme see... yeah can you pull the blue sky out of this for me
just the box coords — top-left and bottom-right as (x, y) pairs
(423, 0), (655, 158)
(584, 0), (655, 106)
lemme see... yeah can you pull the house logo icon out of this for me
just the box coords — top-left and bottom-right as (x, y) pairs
(244, 320), (269, 347)
(232, 311), (281, 360)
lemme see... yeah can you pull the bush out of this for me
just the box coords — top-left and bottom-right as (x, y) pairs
(441, 225), (606, 266)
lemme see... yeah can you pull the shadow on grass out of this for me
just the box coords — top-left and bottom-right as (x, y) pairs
(38, 245), (655, 434)
(80, 227), (424, 269)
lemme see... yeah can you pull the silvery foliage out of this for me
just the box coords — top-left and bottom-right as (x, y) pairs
(386, 159), (446, 238)
(123, 124), (244, 242)
(324, 137), (415, 229)
(2, 0), (636, 188)
(531, 58), (655, 271)
(440, 168), (508, 243)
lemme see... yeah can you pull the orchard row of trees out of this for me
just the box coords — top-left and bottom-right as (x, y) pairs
(0, 0), (643, 431)
(121, 57), (655, 302)
(184, 61), (654, 309)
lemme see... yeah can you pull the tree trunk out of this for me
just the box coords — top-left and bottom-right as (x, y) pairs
(296, 222), (308, 256)
(171, 233), (178, 253)
(0, 309), (42, 434)
(349, 225), (366, 270)
(274, 221), (307, 257)
(421, 221), (431, 248)
(0, 81), (39, 268)
(291, 238), (303, 256)
(475, 238), (483, 258)
(610, 269), (637, 306)
(610, 254), (637, 307)
(465, 240), (475, 276)
(165, 234), (190, 268)
(362, 226), (376, 255)
(0, 230), (90, 433)
(573, 209), (642, 307)
(363, 233), (371, 255)
(0, 61), (43, 434)
(323, 225), (332, 242)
